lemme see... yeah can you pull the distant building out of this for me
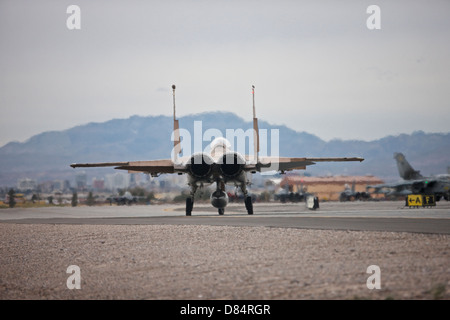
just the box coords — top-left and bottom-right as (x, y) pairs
(17, 178), (37, 191)
(105, 172), (130, 191)
(51, 180), (71, 192)
(280, 175), (384, 201)
(37, 180), (71, 193)
(38, 181), (54, 193)
(75, 171), (87, 190)
(92, 178), (105, 191)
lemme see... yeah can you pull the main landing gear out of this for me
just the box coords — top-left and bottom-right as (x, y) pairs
(186, 197), (193, 216)
(245, 196), (253, 215)
(185, 192), (254, 216)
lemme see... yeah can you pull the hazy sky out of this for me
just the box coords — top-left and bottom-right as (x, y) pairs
(1, 0), (449, 147)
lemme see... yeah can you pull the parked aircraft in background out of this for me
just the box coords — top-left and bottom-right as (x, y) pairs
(275, 183), (313, 203)
(367, 152), (450, 201)
(107, 191), (143, 205)
(71, 85), (363, 215)
(339, 180), (370, 202)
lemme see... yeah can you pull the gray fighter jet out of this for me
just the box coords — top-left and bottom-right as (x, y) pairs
(71, 85), (363, 215)
(367, 153), (450, 201)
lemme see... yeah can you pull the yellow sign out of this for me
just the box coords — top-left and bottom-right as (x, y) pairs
(407, 195), (422, 206)
(422, 195), (436, 206)
(407, 194), (436, 207)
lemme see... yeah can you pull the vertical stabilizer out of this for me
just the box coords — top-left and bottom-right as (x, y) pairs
(252, 85), (260, 163)
(172, 85), (181, 161)
(394, 152), (423, 180)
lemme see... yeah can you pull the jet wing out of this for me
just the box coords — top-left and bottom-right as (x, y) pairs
(246, 156), (364, 172)
(383, 179), (434, 189)
(71, 156), (363, 174)
(71, 159), (179, 175)
(367, 179), (442, 193)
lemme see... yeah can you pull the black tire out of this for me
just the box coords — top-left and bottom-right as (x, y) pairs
(245, 196), (253, 215)
(186, 197), (193, 216)
(218, 208), (224, 215)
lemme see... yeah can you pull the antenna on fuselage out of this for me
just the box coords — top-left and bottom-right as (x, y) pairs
(252, 85), (260, 163)
(172, 84), (181, 161)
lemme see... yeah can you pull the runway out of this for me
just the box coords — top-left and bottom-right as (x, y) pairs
(1, 200), (449, 234)
(1, 200), (449, 300)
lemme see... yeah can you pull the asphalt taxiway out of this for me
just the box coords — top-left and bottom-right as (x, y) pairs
(1, 201), (449, 234)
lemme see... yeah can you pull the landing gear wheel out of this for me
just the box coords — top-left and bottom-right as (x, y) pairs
(218, 208), (225, 215)
(186, 197), (193, 216)
(245, 196), (253, 215)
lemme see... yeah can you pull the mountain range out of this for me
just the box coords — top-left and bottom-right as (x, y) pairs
(1, 112), (449, 186)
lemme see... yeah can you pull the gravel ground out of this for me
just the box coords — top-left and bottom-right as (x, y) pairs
(0, 223), (449, 300)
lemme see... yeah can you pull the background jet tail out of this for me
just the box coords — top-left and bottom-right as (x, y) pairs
(172, 85), (182, 160)
(252, 85), (259, 163)
(394, 152), (423, 180)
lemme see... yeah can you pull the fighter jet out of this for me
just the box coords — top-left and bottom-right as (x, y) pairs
(71, 85), (364, 215)
(107, 191), (137, 205)
(275, 182), (312, 203)
(339, 180), (370, 202)
(367, 152), (450, 201)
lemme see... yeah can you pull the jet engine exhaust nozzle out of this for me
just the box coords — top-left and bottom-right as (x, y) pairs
(188, 153), (214, 178)
(220, 152), (246, 178)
